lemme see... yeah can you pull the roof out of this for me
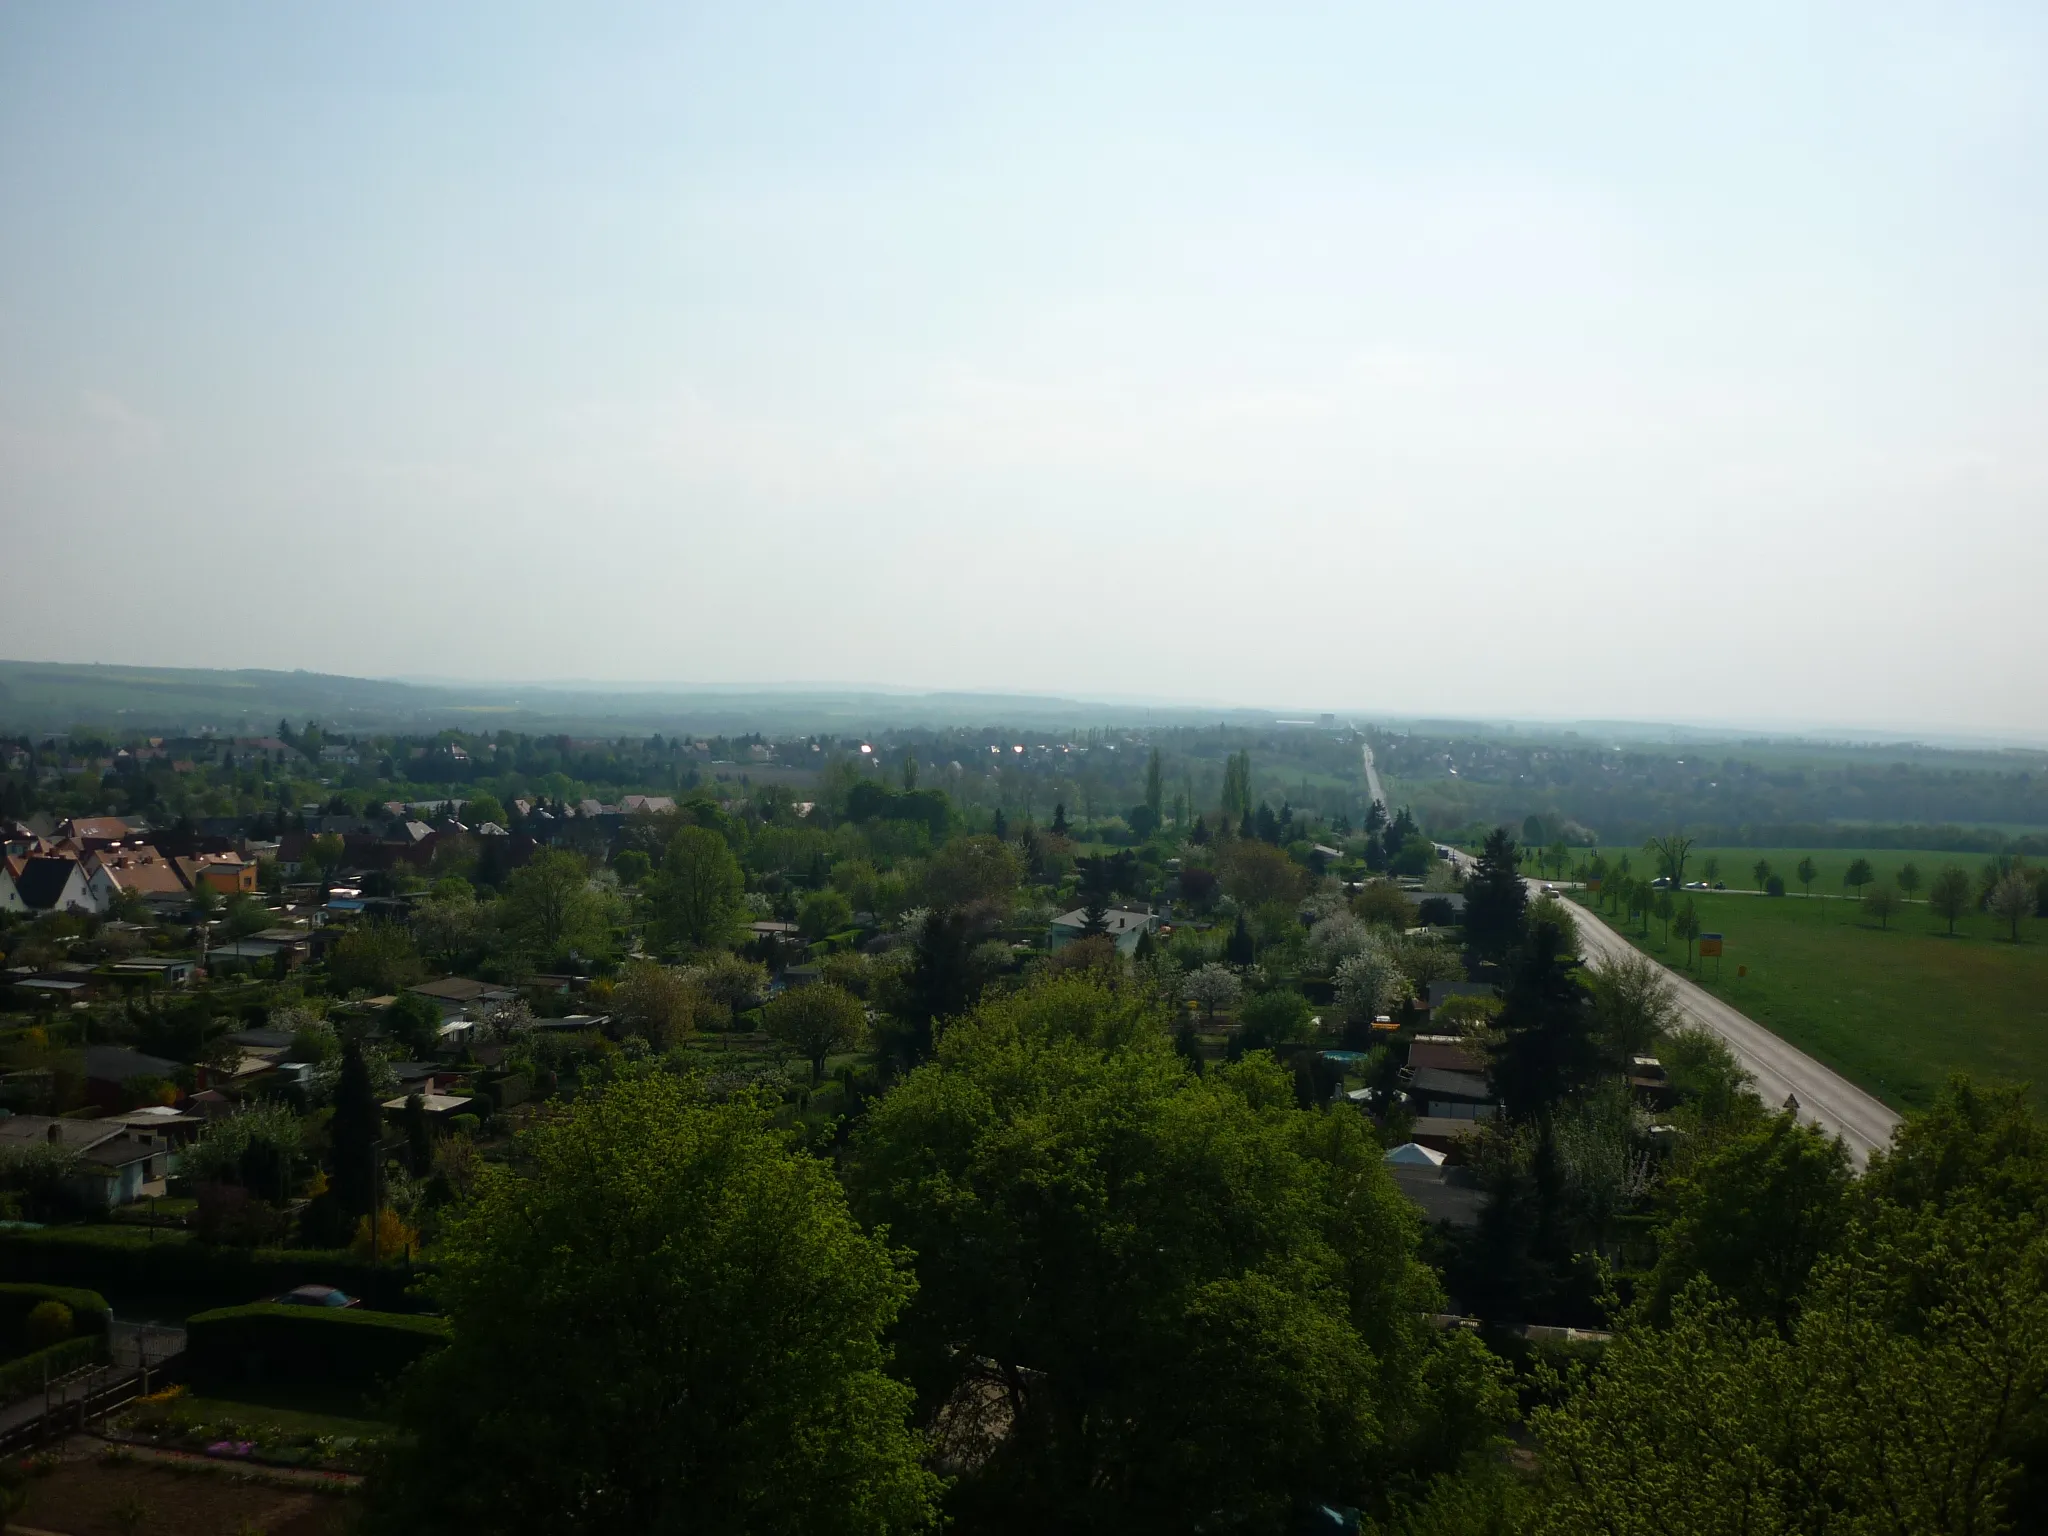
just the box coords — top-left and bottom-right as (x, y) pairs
(1384, 1141), (1447, 1168)
(410, 976), (512, 1004)
(84, 1045), (182, 1083)
(1409, 1066), (1493, 1101)
(382, 1093), (476, 1114)
(14, 856), (86, 910)
(1050, 908), (1156, 936)
(1409, 1040), (1487, 1074)
(0, 1115), (125, 1154)
(61, 817), (131, 841)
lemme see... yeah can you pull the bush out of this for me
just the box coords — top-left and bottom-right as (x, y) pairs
(0, 1232), (423, 1313)
(0, 1284), (109, 1355)
(23, 1301), (71, 1352)
(0, 1335), (100, 1402)
(1764, 874), (1787, 897)
(186, 1303), (450, 1389)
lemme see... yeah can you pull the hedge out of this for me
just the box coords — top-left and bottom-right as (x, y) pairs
(186, 1303), (450, 1389)
(0, 1335), (104, 1402)
(0, 1282), (112, 1351)
(0, 1229), (428, 1313)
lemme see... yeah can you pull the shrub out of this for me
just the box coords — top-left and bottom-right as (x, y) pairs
(23, 1301), (72, 1352)
(186, 1303), (450, 1389)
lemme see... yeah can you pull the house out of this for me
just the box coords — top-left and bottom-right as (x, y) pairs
(1407, 1036), (1488, 1075)
(110, 956), (198, 987)
(381, 1092), (476, 1123)
(1047, 907), (1157, 956)
(56, 816), (132, 850)
(619, 796), (677, 815)
(0, 862), (22, 913)
(177, 852), (257, 895)
(1382, 1141), (1484, 1228)
(13, 854), (102, 915)
(0, 1115), (171, 1209)
(83, 1045), (184, 1112)
(409, 976), (518, 1016)
(88, 844), (189, 901)
(1406, 1066), (1497, 1122)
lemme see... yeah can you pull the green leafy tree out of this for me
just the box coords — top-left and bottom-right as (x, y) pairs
(1144, 747), (1164, 826)
(613, 962), (712, 1049)
(1896, 861), (1922, 902)
(1843, 857), (1875, 904)
(647, 826), (746, 953)
(1927, 864), (1973, 935)
(368, 1076), (941, 1535)
(922, 835), (1022, 912)
(850, 976), (1511, 1533)
(1796, 855), (1818, 901)
(1701, 855), (1719, 885)
(1862, 884), (1899, 929)
(306, 833), (346, 880)
(329, 920), (425, 996)
(1751, 857), (1771, 893)
(798, 888), (855, 941)
(1672, 898), (1701, 964)
(1464, 827), (1529, 961)
(1648, 1112), (1852, 1334)
(1587, 952), (1678, 1068)
(763, 982), (867, 1081)
(1220, 749), (1253, 819)
(502, 850), (610, 959)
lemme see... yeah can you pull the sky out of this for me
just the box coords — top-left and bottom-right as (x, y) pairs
(2, 2), (2045, 737)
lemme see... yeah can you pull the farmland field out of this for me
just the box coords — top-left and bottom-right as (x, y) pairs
(1568, 882), (2048, 1115)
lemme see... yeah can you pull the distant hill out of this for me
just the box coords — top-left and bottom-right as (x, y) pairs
(0, 660), (1274, 737)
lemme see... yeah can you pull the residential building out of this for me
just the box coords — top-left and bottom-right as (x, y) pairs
(1047, 906), (1158, 955)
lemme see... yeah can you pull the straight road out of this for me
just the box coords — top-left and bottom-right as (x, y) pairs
(1361, 742), (1386, 812)
(1566, 890), (1902, 1165)
(1428, 838), (1902, 1165)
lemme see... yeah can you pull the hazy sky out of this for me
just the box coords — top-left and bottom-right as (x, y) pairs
(3, 3), (2045, 735)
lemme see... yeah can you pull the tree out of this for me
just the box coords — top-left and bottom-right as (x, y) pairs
(1224, 910), (1256, 966)
(1050, 802), (1069, 837)
(900, 752), (918, 791)
(798, 888), (854, 941)
(502, 849), (610, 958)
(306, 833), (346, 880)
(1701, 855), (1719, 886)
(1464, 827), (1529, 961)
(1644, 833), (1695, 895)
(1672, 898), (1701, 964)
(1588, 952), (1678, 1068)
(1896, 862), (1922, 902)
(1220, 749), (1253, 819)
(1489, 919), (1601, 1123)
(1235, 987), (1316, 1051)
(327, 1037), (382, 1222)
(1843, 857), (1875, 904)
(1144, 747), (1164, 826)
(763, 983), (868, 1081)
(328, 920), (425, 996)
(1751, 857), (1771, 893)
(1796, 855), (1818, 900)
(1989, 870), (2033, 942)
(1334, 943), (1411, 1023)
(1649, 1112), (1852, 1333)
(1184, 962), (1242, 1022)
(1927, 864), (1973, 935)
(613, 962), (712, 1049)
(1862, 884), (1899, 929)
(1217, 839), (1304, 910)
(647, 826), (745, 954)
(368, 1076), (940, 1535)
(923, 835), (1022, 912)
(849, 977), (1511, 1533)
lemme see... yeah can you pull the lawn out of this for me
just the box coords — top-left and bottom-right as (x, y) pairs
(1571, 887), (2048, 1115)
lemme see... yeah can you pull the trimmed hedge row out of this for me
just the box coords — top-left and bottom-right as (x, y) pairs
(186, 1303), (451, 1389)
(0, 1335), (103, 1402)
(0, 1230), (427, 1313)
(0, 1283), (112, 1349)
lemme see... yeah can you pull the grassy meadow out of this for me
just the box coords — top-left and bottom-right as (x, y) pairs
(1570, 881), (2048, 1115)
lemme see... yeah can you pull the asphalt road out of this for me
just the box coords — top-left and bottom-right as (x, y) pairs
(1361, 742), (1387, 811)
(1562, 887), (1903, 1165)
(1427, 839), (1904, 1165)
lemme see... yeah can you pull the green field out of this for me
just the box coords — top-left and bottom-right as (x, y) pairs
(1571, 884), (2048, 1115)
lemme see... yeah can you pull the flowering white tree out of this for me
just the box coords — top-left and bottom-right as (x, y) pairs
(1306, 913), (1373, 971)
(1183, 963), (1243, 1022)
(1334, 940), (1412, 1022)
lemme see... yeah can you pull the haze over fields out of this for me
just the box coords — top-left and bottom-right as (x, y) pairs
(3, 3), (2045, 734)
